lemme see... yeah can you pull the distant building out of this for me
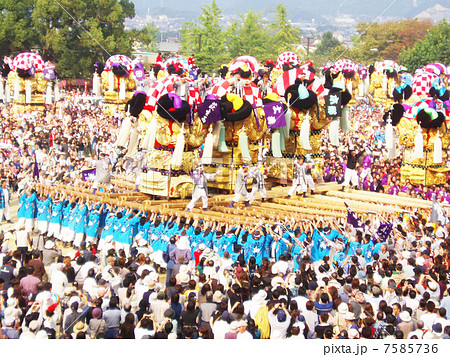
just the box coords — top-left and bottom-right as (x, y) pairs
(131, 51), (159, 67)
(158, 41), (181, 53)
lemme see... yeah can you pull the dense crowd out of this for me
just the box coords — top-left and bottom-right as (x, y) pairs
(0, 82), (450, 340)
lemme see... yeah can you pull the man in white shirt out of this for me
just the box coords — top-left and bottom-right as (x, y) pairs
(236, 320), (253, 339)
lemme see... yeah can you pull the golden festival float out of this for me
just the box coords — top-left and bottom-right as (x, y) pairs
(384, 63), (450, 185)
(99, 54), (137, 116)
(4, 52), (57, 114)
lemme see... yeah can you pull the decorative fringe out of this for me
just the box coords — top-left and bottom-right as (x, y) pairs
(141, 126), (151, 149)
(25, 81), (31, 104)
(282, 108), (291, 138)
(382, 74), (388, 92)
(14, 75), (20, 101)
(388, 78), (396, 98)
(116, 116), (132, 147)
(414, 127), (424, 159)
(45, 82), (52, 105)
(272, 130), (283, 158)
(239, 130), (251, 162)
(108, 71), (114, 92)
(119, 78), (126, 100)
(388, 134), (396, 160)
(340, 106), (351, 132)
(434, 131), (442, 164)
(279, 125), (286, 151)
(171, 125), (185, 167)
(218, 123), (229, 152)
(212, 121), (222, 147)
(5, 84), (10, 103)
(385, 118), (393, 150)
(147, 117), (158, 150)
(54, 80), (60, 101)
(202, 126), (214, 165)
(93, 73), (100, 96)
(300, 114), (312, 150)
(126, 127), (139, 158)
(329, 119), (339, 146)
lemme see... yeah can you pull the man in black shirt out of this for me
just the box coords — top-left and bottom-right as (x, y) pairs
(343, 146), (365, 189)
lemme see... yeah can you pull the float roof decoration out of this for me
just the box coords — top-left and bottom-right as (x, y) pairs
(230, 55), (261, 74)
(405, 98), (450, 119)
(413, 70), (438, 97)
(333, 58), (356, 73)
(276, 52), (301, 70)
(104, 55), (133, 72)
(208, 78), (262, 107)
(273, 67), (316, 96)
(12, 52), (45, 72)
(424, 63), (447, 76)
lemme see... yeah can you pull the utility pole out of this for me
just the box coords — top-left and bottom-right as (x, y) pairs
(306, 37), (313, 56)
(198, 34), (203, 52)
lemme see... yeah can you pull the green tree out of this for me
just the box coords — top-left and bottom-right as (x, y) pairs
(226, 10), (272, 60)
(351, 19), (431, 64)
(315, 32), (341, 58)
(180, 0), (228, 73)
(269, 4), (301, 54)
(0, 0), (39, 57)
(399, 20), (450, 73)
(32, 0), (134, 78)
(129, 23), (159, 51)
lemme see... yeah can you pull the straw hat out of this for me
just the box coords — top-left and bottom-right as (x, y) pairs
(73, 321), (88, 334)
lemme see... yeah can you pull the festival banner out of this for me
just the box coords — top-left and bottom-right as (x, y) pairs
(344, 202), (365, 229)
(263, 101), (286, 129)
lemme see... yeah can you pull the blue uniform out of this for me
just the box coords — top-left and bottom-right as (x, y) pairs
(74, 204), (88, 234)
(86, 205), (102, 239)
(244, 234), (266, 265)
(50, 202), (63, 224)
(213, 232), (236, 256)
(37, 198), (51, 222)
(24, 193), (37, 219)
(17, 193), (27, 218)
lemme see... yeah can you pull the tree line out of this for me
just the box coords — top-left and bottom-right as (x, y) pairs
(0, 0), (448, 78)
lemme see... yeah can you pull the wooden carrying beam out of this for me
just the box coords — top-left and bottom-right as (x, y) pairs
(327, 190), (432, 210)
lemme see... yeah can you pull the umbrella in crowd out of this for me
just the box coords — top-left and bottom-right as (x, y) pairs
(374, 60), (400, 73)
(164, 56), (190, 72)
